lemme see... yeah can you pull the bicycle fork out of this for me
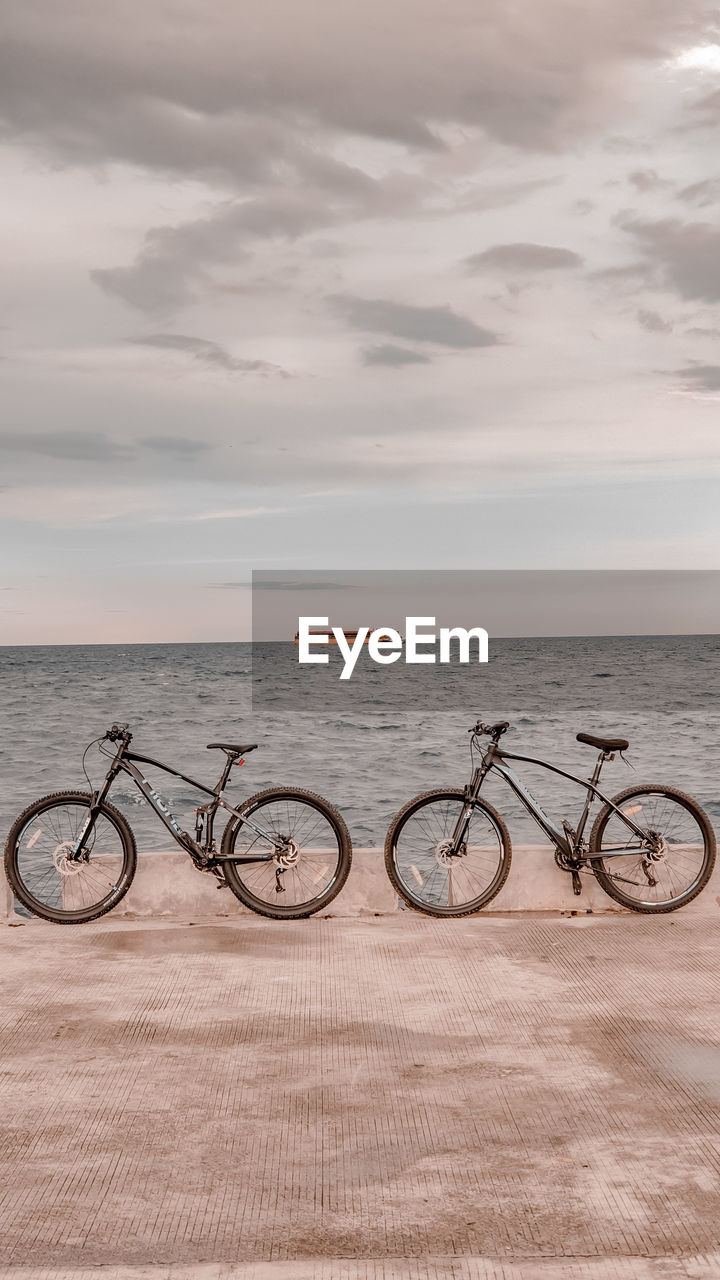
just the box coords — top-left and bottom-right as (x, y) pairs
(445, 766), (490, 854)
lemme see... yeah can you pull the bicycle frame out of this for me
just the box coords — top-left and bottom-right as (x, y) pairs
(461, 738), (649, 860)
(77, 741), (281, 863)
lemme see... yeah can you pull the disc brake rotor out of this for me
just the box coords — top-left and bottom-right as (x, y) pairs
(434, 839), (465, 866)
(276, 839), (300, 869)
(52, 841), (86, 877)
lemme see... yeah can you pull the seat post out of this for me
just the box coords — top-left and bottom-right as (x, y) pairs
(589, 752), (607, 787)
(217, 753), (237, 793)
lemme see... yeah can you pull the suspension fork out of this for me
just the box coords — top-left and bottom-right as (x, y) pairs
(70, 761), (121, 860)
(448, 764), (489, 852)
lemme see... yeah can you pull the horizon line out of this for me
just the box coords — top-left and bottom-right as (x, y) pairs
(1, 631), (719, 649)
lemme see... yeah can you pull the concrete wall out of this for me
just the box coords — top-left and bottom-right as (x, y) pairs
(5, 844), (720, 919)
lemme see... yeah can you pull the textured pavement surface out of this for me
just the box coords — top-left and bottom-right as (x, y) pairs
(0, 913), (719, 1279)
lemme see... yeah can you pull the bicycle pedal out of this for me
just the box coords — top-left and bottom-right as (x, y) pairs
(571, 870), (582, 896)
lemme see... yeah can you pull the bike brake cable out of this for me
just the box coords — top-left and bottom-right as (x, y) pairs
(82, 736), (106, 790)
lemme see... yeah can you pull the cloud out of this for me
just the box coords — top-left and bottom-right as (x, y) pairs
(132, 333), (289, 376)
(1, 1), (709, 172)
(93, 194), (339, 313)
(362, 344), (431, 367)
(139, 434), (213, 458)
(3, 0), (707, 325)
(619, 217), (720, 301)
(251, 579), (351, 590)
(210, 577), (346, 589)
(676, 177), (720, 207)
(637, 308), (672, 332)
(332, 295), (499, 348)
(459, 177), (562, 212)
(0, 430), (128, 461)
(627, 169), (670, 192)
(674, 364), (720, 392)
(464, 243), (583, 273)
(685, 87), (720, 129)
(189, 507), (284, 521)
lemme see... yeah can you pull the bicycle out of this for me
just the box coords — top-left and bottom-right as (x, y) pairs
(384, 719), (716, 917)
(4, 724), (352, 924)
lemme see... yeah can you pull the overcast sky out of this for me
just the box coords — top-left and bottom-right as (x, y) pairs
(1, 1), (720, 643)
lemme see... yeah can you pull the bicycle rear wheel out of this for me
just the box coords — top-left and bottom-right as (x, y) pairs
(4, 791), (137, 924)
(384, 789), (512, 917)
(589, 784), (716, 913)
(221, 787), (352, 919)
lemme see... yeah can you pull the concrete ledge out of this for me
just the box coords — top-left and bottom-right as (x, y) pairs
(115, 846), (399, 918)
(5, 843), (720, 919)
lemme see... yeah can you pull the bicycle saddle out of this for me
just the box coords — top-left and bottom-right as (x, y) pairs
(576, 731), (629, 752)
(207, 742), (258, 755)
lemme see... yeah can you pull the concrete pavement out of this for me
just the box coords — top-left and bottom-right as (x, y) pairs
(1, 913), (719, 1278)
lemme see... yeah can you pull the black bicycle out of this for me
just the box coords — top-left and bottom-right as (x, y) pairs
(4, 724), (352, 924)
(385, 719), (716, 917)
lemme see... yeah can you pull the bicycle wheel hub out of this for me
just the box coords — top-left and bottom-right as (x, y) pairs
(645, 832), (667, 860)
(52, 841), (85, 876)
(276, 839), (300, 869)
(434, 839), (465, 865)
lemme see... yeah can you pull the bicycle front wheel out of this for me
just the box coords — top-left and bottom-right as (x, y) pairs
(221, 788), (352, 919)
(384, 789), (512, 917)
(589, 784), (716, 913)
(4, 791), (137, 924)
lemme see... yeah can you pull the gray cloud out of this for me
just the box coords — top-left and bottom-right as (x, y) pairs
(2, 1), (707, 324)
(686, 87), (720, 129)
(0, 430), (128, 461)
(252, 580), (351, 590)
(637, 308), (672, 332)
(332, 295), (499, 348)
(676, 177), (720, 207)
(628, 169), (670, 192)
(459, 177), (562, 212)
(686, 325), (720, 338)
(619, 217), (720, 301)
(93, 194), (340, 313)
(465, 243), (583, 273)
(362, 344), (431, 367)
(675, 365), (720, 392)
(132, 333), (289, 376)
(139, 435), (213, 458)
(0, 1), (708, 170)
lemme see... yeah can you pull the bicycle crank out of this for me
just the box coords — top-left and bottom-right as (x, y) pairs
(554, 849), (583, 895)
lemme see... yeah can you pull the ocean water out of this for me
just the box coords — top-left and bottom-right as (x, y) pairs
(1, 636), (719, 854)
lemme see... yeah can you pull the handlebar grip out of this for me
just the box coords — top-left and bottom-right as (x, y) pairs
(106, 723), (131, 742)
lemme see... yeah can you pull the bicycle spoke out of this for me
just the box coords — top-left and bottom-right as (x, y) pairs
(228, 796), (343, 910)
(595, 789), (710, 907)
(14, 800), (129, 919)
(392, 795), (506, 913)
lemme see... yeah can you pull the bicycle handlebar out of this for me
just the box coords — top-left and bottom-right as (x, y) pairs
(469, 720), (510, 740)
(105, 723), (133, 744)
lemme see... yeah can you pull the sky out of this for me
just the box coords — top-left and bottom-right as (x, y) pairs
(1, 1), (720, 643)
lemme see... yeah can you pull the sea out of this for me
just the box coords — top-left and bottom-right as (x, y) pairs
(1, 636), (719, 854)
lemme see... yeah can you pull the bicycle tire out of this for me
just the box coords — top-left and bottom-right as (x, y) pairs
(589, 783), (716, 914)
(4, 790), (137, 924)
(384, 788), (512, 917)
(221, 787), (352, 919)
